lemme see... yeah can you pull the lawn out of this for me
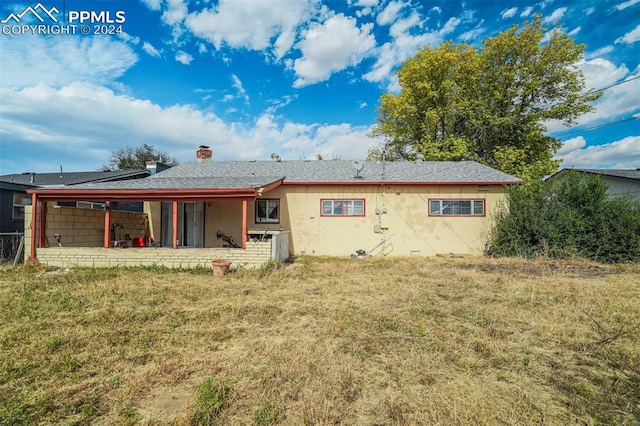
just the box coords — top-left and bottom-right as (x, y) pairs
(0, 256), (638, 425)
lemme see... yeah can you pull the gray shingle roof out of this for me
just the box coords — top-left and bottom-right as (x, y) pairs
(572, 169), (640, 181)
(151, 160), (521, 184)
(0, 170), (149, 187)
(70, 176), (284, 190)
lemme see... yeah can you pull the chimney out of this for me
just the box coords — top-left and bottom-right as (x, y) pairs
(146, 161), (158, 175)
(30, 172), (35, 184)
(196, 145), (212, 161)
(146, 161), (171, 175)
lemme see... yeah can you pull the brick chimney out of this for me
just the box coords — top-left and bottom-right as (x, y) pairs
(196, 145), (212, 161)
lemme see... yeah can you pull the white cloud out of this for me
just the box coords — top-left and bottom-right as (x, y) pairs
(543, 7), (568, 24)
(274, 30), (296, 60)
(500, 7), (518, 19)
(585, 45), (613, 59)
(358, 101), (368, 109)
(231, 74), (249, 102)
(580, 58), (629, 94)
(184, 0), (317, 58)
(364, 15), (460, 89)
(118, 32), (140, 45)
(0, 36), (137, 89)
(293, 14), (376, 87)
(546, 61), (637, 133)
(0, 82), (376, 172)
(520, 6), (534, 17)
(355, 0), (378, 6)
(141, 0), (161, 11)
(175, 50), (193, 65)
(584, 7), (595, 15)
(555, 136), (640, 168)
(615, 24), (640, 44)
(567, 26), (581, 37)
(377, 1), (406, 25)
(459, 27), (485, 42)
(615, 0), (640, 10)
(161, 0), (188, 26)
(142, 42), (161, 57)
(555, 136), (586, 155)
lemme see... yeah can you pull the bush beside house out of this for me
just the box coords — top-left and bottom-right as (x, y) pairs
(487, 171), (640, 263)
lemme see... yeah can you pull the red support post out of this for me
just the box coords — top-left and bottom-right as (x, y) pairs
(172, 201), (178, 249)
(241, 199), (247, 249)
(104, 202), (111, 248)
(38, 201), (47, 248)
(30, 193), (37, 261)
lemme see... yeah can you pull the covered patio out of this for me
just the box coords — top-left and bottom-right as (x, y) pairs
(25, 176), (288, 268)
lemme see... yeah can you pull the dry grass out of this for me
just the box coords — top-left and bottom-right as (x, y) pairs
(1, 256), (639, 425)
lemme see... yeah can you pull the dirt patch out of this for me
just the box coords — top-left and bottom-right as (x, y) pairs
(453, 258), (620, 278)
(136, 384), (194, 424)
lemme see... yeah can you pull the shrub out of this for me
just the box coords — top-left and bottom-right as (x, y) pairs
(487, 171), (640, 263)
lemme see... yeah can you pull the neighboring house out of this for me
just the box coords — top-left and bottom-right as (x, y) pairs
(0, 180), (35, 233)
(25, 147), (521, 268)
(0, 169), (150, 234)
(545, 168), (640, 200)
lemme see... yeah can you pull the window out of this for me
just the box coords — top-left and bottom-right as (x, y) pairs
(429, 199), (485, 216)
(12, 192), (31, 219)
(256, 199), (280, 223)
(76, 201), (107, 210)
(321, 199), (365, 216)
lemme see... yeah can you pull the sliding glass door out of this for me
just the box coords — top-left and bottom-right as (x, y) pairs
(161, 202), (204, 247)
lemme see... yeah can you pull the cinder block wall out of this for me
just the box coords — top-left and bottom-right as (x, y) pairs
(36, 241), (272, 269)
(26, 205), (149, 248)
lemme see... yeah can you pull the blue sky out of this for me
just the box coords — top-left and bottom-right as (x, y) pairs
(0, 0), (638, 174)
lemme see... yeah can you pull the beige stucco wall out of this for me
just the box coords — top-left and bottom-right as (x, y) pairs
(205, 201), (243, 247)
(141, 183), (508, 257)
(250, 184), (506, 257)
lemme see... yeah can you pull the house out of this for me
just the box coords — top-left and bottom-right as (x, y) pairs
(0, 169), (151, 234)
(24, 147), (521, 268)
(545, 168), (640, 200)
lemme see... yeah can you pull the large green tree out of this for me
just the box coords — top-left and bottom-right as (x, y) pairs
(101, 143), (177, 171)
(371, 15), (600, 181)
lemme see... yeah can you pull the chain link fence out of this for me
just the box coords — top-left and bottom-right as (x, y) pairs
(0, 233), (25, 265)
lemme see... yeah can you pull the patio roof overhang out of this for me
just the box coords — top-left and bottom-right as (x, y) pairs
(26, 187), (260, 202)
(26, 177), (285, 260)
(26, 177), (285, 202)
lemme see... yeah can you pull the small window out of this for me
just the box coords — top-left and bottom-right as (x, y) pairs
(256, 199), (280, 223)
(76, 201), (106, 210)
(12, 192), (31, 219)
(429, 199), (485, 216)
(321, 199), (365, 216)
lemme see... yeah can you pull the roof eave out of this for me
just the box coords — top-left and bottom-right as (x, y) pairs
(26, 187), (259, 202)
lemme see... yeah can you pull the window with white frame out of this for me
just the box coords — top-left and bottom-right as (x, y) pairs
(321, 199), (365, 216)
(12, 192), (31, 219)
(256, 199), (280, 223)
(429, 199), (485, 216)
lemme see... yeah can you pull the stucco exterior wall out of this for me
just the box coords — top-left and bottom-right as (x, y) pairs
(204, 201), (243, 247)
(251, 184), (506, 256)
(140, 183), (508, 257)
